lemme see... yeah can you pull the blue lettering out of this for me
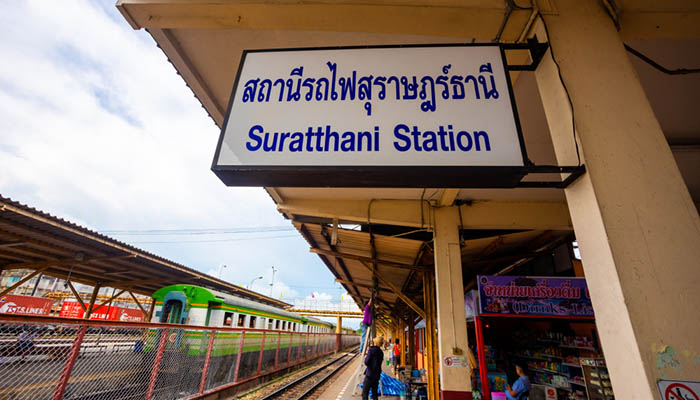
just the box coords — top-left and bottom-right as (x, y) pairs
(246, 125), (263, 151)
(456, 130), (473, 151)
(393, 124), (411, 152)
(474, 130), (491, 151)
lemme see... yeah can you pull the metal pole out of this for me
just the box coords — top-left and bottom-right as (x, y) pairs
(475, 317), (490, 400)
(84, 283), (101, 319)
(269, 266), (277, 297)
(199, 331), (217, 394)
(274, 332), (281, 369)
(287, 333), (293, 365)
(52, 325), (87, 400)
(147, 298), (156, 322)
(145, 327), (169, 400)
(257, 332), (266, 375)
(233, 331), (246, 383)
(30, 273), (43, 297)
(297, 333), (303, 362)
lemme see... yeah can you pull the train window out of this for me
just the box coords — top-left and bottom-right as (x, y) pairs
(224, 312), (233, 326)
(282, 321), (286, 330)
(237, 314), (246, 327)
(276, 320), (280, 330)
(267, 319), (274, 330)
(249, 316), (257, 328)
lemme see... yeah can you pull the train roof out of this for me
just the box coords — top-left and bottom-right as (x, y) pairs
(154, 284), (335, 327)
(205, 285), (303, 321)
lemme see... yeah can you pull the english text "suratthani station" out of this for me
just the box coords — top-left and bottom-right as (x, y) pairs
(245, 124), (493, 153)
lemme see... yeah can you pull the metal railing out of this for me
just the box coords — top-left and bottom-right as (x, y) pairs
(0, 314), (359, 400)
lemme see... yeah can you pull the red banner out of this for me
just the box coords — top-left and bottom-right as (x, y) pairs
(0, 294), (54, 316)
(59, 300), (145, 322)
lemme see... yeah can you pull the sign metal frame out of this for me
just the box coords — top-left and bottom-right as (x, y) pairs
(212, 40), (584, 188)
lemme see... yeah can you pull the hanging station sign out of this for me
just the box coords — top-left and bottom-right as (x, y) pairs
(477, 275), (594, 318)
(212, 44), (532, 187)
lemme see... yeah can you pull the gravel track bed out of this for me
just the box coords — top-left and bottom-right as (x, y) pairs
(237, 352), (353, 400)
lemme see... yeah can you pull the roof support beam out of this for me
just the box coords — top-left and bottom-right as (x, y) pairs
(334, 279), (392, 293)
(117, 2), (531, 39)
(438, 189), (460, 207)
(310, 247), (427, 271)
(66, 280), (87, 312)
(359, 261), (425, 320)
(94, 288), (127, 312)
(129, 290), (149, 316)
(118, 1), (700, 41)
(281, 199), (572, 230)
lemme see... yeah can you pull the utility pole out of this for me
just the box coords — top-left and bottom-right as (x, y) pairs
(269, 266), (277, 297)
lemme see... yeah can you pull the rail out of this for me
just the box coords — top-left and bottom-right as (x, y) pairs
(0, 314), (360, 400)
(260, 352), (356, 400)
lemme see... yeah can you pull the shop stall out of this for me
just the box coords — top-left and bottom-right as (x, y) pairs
(470, 275), (615, 400)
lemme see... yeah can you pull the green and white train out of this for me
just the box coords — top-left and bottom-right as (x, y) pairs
(143, 285), (346, 389)
(151, 284), (335, 333)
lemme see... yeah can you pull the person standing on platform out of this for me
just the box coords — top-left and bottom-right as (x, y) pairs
(505, 364), (531, 400)
(362, 336), (384, 400)
(391, 338), (401, 376)
(360, 298), (372, 352)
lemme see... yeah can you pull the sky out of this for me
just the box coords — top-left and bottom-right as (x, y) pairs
(0, 1), (359, 325)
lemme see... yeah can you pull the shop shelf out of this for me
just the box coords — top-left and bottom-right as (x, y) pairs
(510, 354), (550, 362)
(538, 353), (564, 360)
(554, 385), (574, 392)
(537, 338), (563, 344)
(568, 380), (586, 387)
(560, 345), (597, 351)
(562, 362), (582, 368)
(531, 367), (569, 376)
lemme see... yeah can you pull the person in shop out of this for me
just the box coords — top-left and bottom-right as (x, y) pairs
(391, 338), (401, 376)
(363, 336), (384, 400)
(360, 298), (372, 352)
(505, 364), (531, 400)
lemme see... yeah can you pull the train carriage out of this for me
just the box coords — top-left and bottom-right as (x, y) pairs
(145, 285), (335, 363)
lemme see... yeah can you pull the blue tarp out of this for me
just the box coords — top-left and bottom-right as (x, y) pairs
(360, 372), (409, 396)
(380, 372), (409, 395)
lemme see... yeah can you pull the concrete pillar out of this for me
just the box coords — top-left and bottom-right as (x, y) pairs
(432, 206), (471, 399)
(423, 271), (439, 400)
(533, 1), (700, 398)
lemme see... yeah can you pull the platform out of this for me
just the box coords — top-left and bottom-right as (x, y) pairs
(318, 350), (401, 400)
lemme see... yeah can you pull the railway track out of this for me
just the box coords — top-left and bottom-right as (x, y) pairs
(259, 352), (357, 400)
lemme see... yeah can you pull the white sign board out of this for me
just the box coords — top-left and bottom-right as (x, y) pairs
(657, 380), (700, 400)
(213, 45), (527, 187)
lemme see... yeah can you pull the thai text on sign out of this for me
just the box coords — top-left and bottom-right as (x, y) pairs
(477, 275), (594, 317)
(215, 45), (524, 168)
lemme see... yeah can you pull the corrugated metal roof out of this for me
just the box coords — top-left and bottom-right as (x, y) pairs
(292, 218), (571, 320)
(0, 195), (290, 308)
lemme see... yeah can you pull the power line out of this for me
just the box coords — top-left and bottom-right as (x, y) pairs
(130, 233), (299, 244)
(101, 225), (295, 236)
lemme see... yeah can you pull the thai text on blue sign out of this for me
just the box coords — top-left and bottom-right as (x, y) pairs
(215, 45), (525, 168)
(477, 275), (594, 317)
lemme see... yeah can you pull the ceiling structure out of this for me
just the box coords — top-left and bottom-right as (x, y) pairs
(116, 0), (700, 321)
(0, 195), (290, 308)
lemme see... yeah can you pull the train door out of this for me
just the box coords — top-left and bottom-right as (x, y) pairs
(160, 300), (184, 324)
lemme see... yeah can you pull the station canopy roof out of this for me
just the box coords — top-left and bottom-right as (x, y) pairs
(116, 0), (700, 320)
(0, 195), (290, 308)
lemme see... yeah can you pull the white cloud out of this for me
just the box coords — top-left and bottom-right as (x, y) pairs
(0, 1), (338, 295)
